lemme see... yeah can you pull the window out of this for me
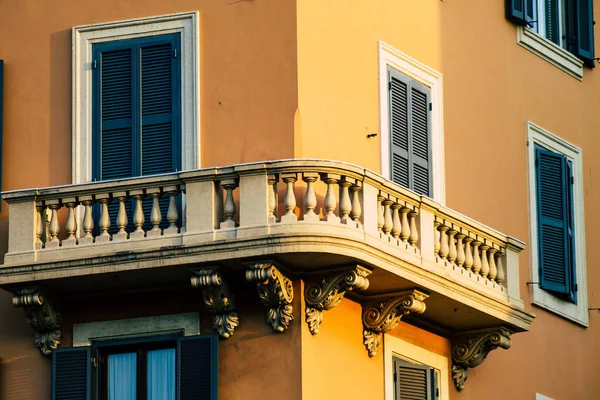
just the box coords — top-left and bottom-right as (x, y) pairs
(379, 42), (445, 204)
(51, 334), (217, 400)
(527, 122), (588, 326)
(394, 357), (439, 400)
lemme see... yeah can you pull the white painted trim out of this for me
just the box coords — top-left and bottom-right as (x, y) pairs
(526, 121), (588, 326)
(536, 393), (554, 400)
(384, 333), (449, 400)
(517, 26), (583, 81)
(72, 11), (200, 184)
(72, 312), (200, 347)
(378, 41), (445, 204)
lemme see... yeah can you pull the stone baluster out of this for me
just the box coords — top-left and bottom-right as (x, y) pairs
(377, 194), (385, 235)
(78, 196), (94, 245)
(321, 173), (340, 223)
(400, 207), (411, 243)
(350, 182), (362, 227)
(382, 198), (393, 236)
(130, 190), (146, 240)
(46, 202), (61, 249)
(96, 194), (111, 243)
(438, 225), (449, 260)
(447, 229), (458, 264)
(220, 179), (237, 229)
(456, 233), (466, 268)
(113, 193), (129, 241)
(303, 173), (319, 222)
(339, 177), (353, 225)
(35, 203), (44, 250)
(496, 250), (506, 285)
(472, 240), (482, 275)
(63, 198), (78, 247)
(147, 188), (162, 238)
(408, 211), (419, 247)
(433, 221), (441, 255)
(267, 174), (278, 224)
(464, 236), (474, 271)
(281, 173), (298, 223)
(165, 186), (180, 235)
(391, 202), (401, 239)
(488, 247), (498, 282)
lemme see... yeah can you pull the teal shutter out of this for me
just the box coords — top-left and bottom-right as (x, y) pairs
(506, 0), (536, 26)
(535, 146), (575, 299)
(410, 81), (431, 197)
(575, 0), (595, 64)
(389, 69), (410, 189)
(177, 335), (218, 400)
(394, 358), (438, 400)
(52, 347), (91, 400)
(545, 0), (561, 44)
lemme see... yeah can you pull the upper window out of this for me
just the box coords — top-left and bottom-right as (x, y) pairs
(394, 357), (439, 400)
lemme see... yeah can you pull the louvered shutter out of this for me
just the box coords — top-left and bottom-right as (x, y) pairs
(177, 335), (218, 400)
(394, 358), (437, 400)
(389, 70), (410, 189)
(575, 0), (595, 64)
(535, 146), (573, 296)
(410, 81), (431, 197)
(52, 347), (91, 400)
(545, 0), (560, 44)
(506, 0), (526, 24)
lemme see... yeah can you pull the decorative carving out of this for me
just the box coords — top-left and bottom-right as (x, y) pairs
(12, 289), (62, 356)
(191, 268), (239, 339)
(246, 262), (294, 332)
(304, 266), (371, 334)
(361, 290), (429, 357)
(451, 327), (513, 391)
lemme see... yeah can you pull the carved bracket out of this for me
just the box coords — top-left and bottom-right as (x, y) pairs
(191, 268), (239, 339)
(305, 265), (371, 335)
(361, 290), (429, 357)
(451, 327), (513, 391)
(12, 288), (62, 356)
(246, 262), (294, 332)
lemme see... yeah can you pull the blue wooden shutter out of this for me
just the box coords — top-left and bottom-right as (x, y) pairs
(389, 69), (410, 189)
(535, 146), (573, 297)
(506, 0), (537, 27)
(177, 335), (218, 400)
(52, 347), (91, 400)
(575, 0), (595, 64)
(394, 358), (438, 400)
(410, 80), (432, 197)
(545, 0), (561, 44)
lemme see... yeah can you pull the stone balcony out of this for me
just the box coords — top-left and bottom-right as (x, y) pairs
(1, 159), (533, 382)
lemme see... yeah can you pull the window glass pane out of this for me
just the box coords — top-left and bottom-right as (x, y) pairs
(147, 348), (176, 400)
(108, 352), (137, 400)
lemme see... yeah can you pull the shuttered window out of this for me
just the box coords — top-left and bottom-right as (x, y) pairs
(394, 357), (439, 400)
(51, 335), (218, 400)
(388, 68), (432, 197)
(535, 145), (577, 303)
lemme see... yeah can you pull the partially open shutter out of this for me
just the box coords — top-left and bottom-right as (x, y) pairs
(575, 0), (595, 64)
(389, 69), (410, 189)
(52, 347), (90, 400)
(177, 335), (218, 400)
(535, 147), (571, 295)
(409, 81), (431, 197)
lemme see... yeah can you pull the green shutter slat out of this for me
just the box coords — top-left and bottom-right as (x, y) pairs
(52, 347), (90, 400)
(177, 335), (218, 400)
(575, 0), (595, 64)
(410, 82), (431, 197)
(545, 0), (560, 45)
(535, 147), (571, 295)
(389, 70), (410, 189)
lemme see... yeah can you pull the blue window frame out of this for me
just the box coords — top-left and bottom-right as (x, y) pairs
(535, 144), (577, 303)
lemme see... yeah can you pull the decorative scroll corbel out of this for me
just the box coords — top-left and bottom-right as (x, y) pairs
(451, 327), (513, 391)
(361, 290), (429, 357)
(304, 265), (371, 335)
(191, 268), (239, 339)
(245, 262), (294, 332)
(12, 289), (62, 356)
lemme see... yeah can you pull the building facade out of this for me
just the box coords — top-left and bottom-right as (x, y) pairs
(0, 0), (598, 399)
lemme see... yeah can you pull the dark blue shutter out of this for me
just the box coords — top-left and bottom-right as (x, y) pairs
(0, 60), (3, 211)
(394, 358), (437, 400)
(575, 0), (595, 64)
(177, 335), (218, 400)
(410, 81), (432, 197)
(389, 70), (410, 189)
(506, 0), (536, 25)
(545, 0), (561, 44)
(535, 146), (574, 297)
(52, 347), (90, 400)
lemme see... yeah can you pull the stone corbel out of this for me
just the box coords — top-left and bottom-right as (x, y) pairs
(451, 327), (513, 391)
(245, 262), (294, 332)
(191, 267), (239, 339)
(361, 290), (429, 357)
(12, 288), (62, 356)
(304, 265), (371, 335)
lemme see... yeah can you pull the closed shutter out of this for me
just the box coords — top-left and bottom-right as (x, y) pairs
(506, 0), (535, 25)
(575, 0), (595, 64)
(535, 146), (575, 299)
(177, 335), (218, 400)
(52, 347), (91, 400)
(388, 68), (432, 197)
(545, 0), (561, 45)
(394, 358), (438, 400)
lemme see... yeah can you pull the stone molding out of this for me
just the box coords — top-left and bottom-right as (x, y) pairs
(451, 326), (513, 391)
(246, 262), (294, 332)
(12, 288), (62, 356)
(361, 290), (429, 357)
(190, 267), (239, 339)
(304, 265), (371, 335)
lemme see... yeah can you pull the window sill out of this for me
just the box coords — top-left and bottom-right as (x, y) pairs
(517, 26), (583, 80)
(532, 288), (588, 327)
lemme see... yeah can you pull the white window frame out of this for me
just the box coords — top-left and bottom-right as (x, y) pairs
(72, 11), (200, 184)
(527, 121), (588, 326)
(384, 333), (449, 400)
(378, 41), (445, 204)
